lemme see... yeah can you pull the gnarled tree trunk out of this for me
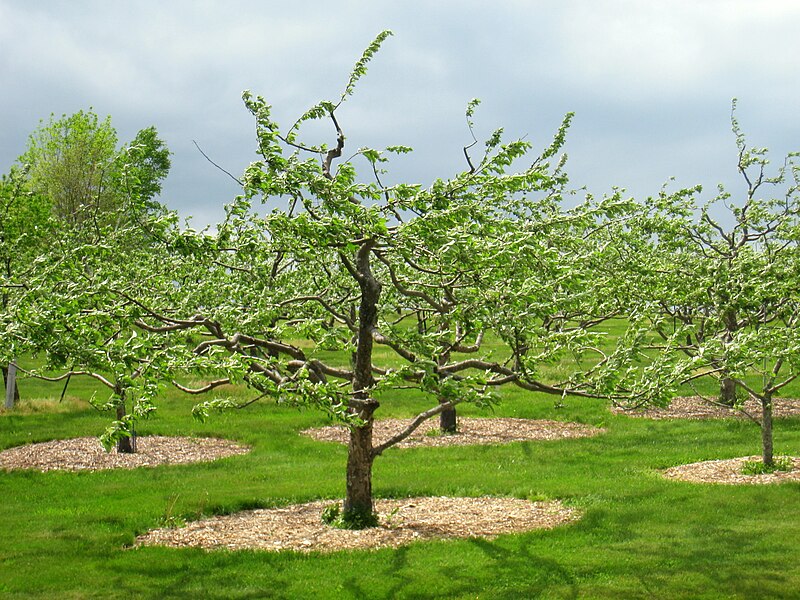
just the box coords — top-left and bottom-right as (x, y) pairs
(343, 241), (381, 523)
(344, 403), (378, 519)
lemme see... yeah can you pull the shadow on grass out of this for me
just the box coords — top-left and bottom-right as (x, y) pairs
(466, 537), (578, 599)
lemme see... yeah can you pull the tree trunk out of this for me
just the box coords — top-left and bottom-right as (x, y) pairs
(115, 393), (134, 454)
(3, 362), (20, 409)
(719, 376), (737, 406)
(342, 241), (381, 525)
(437, 339), (457, 433)
(761, 395), (774, 467)
(344, 405), (377, 520)
(439, 400), (457, 433)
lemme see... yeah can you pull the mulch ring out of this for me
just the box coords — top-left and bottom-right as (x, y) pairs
(136, 496), (580, 553)
(302, 417), (603, 448)
(0, 436), (250, 472)
(663, 456), (800, 485)
(611, 396), (800, 420)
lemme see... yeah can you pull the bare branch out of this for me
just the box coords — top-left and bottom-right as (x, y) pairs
(372, 400), (458, 456)
(193, 140), (243, 186)
(173, 378), (231, 394)
(18, 368), (115, 390)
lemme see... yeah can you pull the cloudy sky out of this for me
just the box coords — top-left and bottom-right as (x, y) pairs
(2, 0), (799, 227)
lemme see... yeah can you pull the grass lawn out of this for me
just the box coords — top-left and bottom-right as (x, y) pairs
(1, 358), (800, 599)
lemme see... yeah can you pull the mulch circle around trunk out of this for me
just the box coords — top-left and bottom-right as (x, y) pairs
(0, 436), (250, 472)
(136, 496), (581, 553)
(302, 417), (603, 448)
(663, 456), (800, 484)
(611, 396), (800, 420)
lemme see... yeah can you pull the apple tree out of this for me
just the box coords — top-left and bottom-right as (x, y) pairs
(612, 103), (800, 467)
(111, 32), (639, 526)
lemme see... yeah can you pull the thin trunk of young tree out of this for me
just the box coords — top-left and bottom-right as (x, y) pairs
(114, 385), (134, 454)
(437, 333), (457, 433)
(3, 362), (20, 409)
(720, 310), (738, 406)
(761, 394), (774, 467)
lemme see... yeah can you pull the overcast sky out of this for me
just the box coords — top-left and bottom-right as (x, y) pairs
(2, 0), (799, 227)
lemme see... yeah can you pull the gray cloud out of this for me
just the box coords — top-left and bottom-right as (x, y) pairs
(2, 0), (799, 227)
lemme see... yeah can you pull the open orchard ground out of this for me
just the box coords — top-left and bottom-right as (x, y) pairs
(2, 352), (800, 599)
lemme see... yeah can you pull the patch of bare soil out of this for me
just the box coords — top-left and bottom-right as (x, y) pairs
(0, 436), (250, 472)
(302, 417), (603, 448)
(611, 396), (800, 420)
(136, 496), (580, 553)
(663, 456), (800, 485)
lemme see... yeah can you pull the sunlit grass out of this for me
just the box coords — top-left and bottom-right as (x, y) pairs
(2, 322), (800, 598)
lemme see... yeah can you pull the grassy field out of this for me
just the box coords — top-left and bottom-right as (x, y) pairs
(2, 350), (800, 599)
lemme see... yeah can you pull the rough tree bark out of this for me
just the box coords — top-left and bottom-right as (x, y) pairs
(438, 402), (457, 433)
(343, 241), (381, 522)
(344, 402), (378, 519)
(719, 376), (737, 406)
(437, 344), (457, 433)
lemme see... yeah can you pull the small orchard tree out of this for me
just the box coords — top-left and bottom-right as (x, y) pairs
(16, 214), (178, 452)
(0, 166), (54, 407)
(617, 103), (800, 467)
(120, 32), (637, 525)
(12, 113), (172, 448)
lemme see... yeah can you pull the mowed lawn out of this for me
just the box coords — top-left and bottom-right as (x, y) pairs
(2, 344), (800, 599)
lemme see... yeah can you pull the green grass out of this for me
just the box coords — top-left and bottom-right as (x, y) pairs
(2, 355), (800, 599)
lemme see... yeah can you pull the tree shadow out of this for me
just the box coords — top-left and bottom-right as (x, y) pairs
(465, 536), (578, 599)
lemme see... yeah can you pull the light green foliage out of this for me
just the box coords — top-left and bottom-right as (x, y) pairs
(77, 31), (650, 519)
(21, 109), (120, 226)
(606, 101), (800, 462)
(0, 165), (55, 391)
(20, 109), (170, 227)
(119, 125), (172, 215)
(157, 31), (635, 434)
(13, 202), (183, 448)
(9, 109), (171, 438)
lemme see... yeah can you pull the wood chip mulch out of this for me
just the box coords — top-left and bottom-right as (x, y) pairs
(0, 436), (250, 472)
(302, 417), (603, 448)
(135, 496), (580, 553)
(663, 456), (800, 485)
(611, 396), (800, 420)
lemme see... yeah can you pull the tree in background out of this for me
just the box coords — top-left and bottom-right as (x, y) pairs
(14, 210), (177, 451)
(20, 110), (170, 227)
(612, 102), (800, 467)
(0, 166), (54, 407)
(8, 110), (171, 444)
(119, 125), (171, 217)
